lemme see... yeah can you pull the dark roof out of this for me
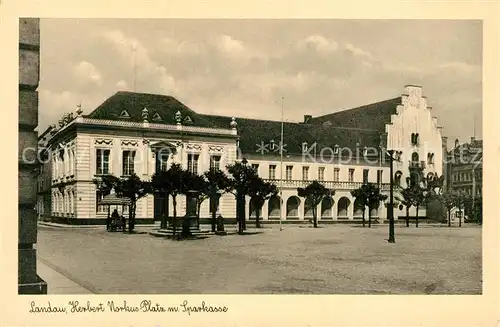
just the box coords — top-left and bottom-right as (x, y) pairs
(86, 91), (398, 155)
(86, 91), (217, 128)
(309, 97), (400, 131)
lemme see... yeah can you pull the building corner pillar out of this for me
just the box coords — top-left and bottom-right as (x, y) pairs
(19, 18), (47, 294)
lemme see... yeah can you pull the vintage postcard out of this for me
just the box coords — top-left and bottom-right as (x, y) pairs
(1, 1), (499, 326)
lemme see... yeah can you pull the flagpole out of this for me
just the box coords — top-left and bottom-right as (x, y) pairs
(279, 96), (284, 232)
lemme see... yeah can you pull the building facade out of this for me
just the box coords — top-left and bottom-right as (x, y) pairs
(42, 85), (445, 224)
(446, 137), (483, 200)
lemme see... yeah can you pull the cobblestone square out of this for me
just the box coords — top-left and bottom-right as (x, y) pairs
(37, 225), (482, 294)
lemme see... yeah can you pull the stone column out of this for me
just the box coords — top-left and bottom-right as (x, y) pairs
(19, 18), (47, 294)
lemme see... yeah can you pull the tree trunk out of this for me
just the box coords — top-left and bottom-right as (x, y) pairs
(313, 207), (318, 228)
(172, 197), (177, 237)
(448, 210), (451, 227)
(256, 207), (261, 228)
(362, 208), (365, 227)
(416, 205), (419, 228)
(211, 195), (217, 233)
(368, 206), (371, 228)
(237, 194), (244, 234)
(128, 201), (135, 234)
(459, 206), (462, 227)
(161, 193), (169, 229)
(406, 207), (410, 227)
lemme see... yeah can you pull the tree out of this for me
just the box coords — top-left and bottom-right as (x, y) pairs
(366, 183), (387, 228)
(411, 185), (427, 228)
(351, 186), (368, 227)
(151, 163), (188, 237)
(95, 174), (150, 233)
(200, 169), (232, 232)
(226, 158), (259, 234)
(298, 180), (333, 228)
(441, 191), (458, 227)
(247, 174), (278, 228)
(398, 186), (414, 227)
(150, 169), (178, 229)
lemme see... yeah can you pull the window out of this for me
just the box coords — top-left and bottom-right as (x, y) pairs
(96, 189), (111, 213)
(333, 168), (340, 181)
(120, 110), (130, 118)
(411, 133), (419, 145)
(318, 167), (325, 181)
(210, 155), (221, 171)
(269, 165), (276, 180)
(156, 151), (169, 172)
(122, 150), (135, 176)
(302, 166), (309, 181)
(96, 149), (110, 175)
(348, 169), (355, 182)
(427, 153), (435, 164)
(377, 170), (383, 184)
(152, 112), (162, 121)
(286, 166), (293, 180)
(363, 169), (369, 184)
(187, 154), (200, 174)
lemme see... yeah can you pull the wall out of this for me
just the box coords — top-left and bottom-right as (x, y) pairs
(18, 18), (47, 294)
(386, 85), (444, 185)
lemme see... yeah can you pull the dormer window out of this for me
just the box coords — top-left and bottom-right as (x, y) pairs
(334, 144), (339, 154)
(411, 133), (419, 145)
(120, 110), (130, 118)
(363, 146), (368, 155)
(152, 112), (162, 121)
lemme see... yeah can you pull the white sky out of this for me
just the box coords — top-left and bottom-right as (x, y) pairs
(38, 19), (482, 147)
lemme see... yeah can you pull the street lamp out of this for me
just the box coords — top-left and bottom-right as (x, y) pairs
(386, 149), (396, 243)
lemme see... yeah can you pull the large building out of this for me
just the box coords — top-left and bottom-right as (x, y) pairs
(41, 84), (445, 225)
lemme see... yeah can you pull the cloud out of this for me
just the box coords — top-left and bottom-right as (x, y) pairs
(212, 34), (246, 56)
(344, 43), (373, 59)
(116, 80), (129, 90)
(72, 61), (102, 87)
(101, 29), (177, 95)
(297, 35), (339, 54)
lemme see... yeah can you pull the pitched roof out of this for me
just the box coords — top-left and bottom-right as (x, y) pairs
(309, 97), (400, 131)
(86, 91), (216, 128)
(86, 91), (398, 155)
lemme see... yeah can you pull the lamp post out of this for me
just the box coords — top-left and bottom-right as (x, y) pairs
(387, 150), (395, 243)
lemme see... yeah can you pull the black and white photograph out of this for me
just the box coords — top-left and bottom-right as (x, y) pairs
(18, 18), (485, 296)
(7, 2), (499, 325)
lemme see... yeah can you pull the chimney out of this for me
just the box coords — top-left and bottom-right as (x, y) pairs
(471, 136), (475, 144)
(303, 115), (312, 123)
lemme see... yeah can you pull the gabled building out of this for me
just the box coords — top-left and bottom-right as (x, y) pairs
(42, 84), (445, 224)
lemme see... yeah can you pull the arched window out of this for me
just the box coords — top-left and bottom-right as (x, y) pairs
(337, 197), (350, 217)
(411, 152), (419, 162)
(286, 196), (300, 218)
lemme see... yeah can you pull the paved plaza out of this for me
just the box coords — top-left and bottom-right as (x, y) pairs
(37, 224), (482, 294)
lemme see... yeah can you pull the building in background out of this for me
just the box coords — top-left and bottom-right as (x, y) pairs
(447, 137), (483, 201)
(42, 85), (445, 224)
(36, 125), (54, 221)
(19, 18), (47, 294)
